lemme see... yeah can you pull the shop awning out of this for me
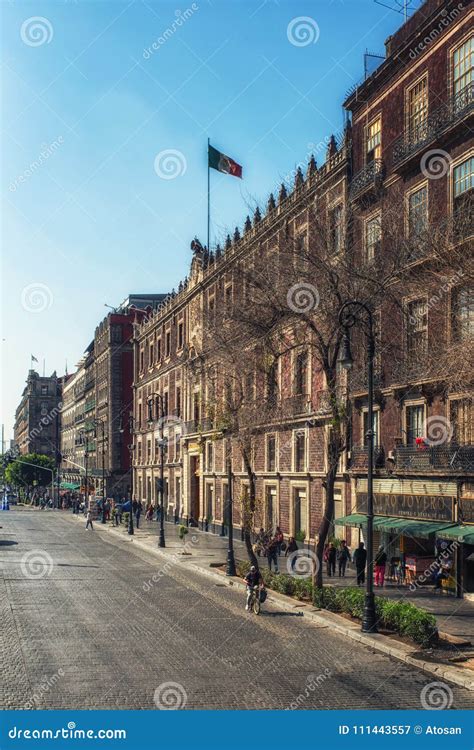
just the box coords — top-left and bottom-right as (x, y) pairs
(335, 514), (368, 528)
(60, 482), (80, 490)
(435, 525), (474, 545)
(335, 514), (456, 539)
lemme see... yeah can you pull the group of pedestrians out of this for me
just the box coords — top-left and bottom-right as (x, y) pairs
(254, 526), (300, 573)
(323, 540), (369, 586)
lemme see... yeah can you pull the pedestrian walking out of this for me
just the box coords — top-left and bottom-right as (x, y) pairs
(325, 542), (336, 577)
(135, 501), (142, 529)
(285, 536), (298, 571)
(145, 504), (154, 522)
(85, 510), (94, 530)
(266, 536), (279, 572)
(353, 542), (367, 586)
(374, 545), (387, 587)
(337, 540), (351, 577)
(274, 526), (284, 555)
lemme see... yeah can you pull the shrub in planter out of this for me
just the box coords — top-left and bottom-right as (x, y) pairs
(122, 512), (130, 527)
(334, 587), (365, 619)
(313, 586), (338, 611)
(397, 605), (437, 647)
(178, 524), (189, 541)
(271, 574), (296, 596)
(294, 577), (313, 600)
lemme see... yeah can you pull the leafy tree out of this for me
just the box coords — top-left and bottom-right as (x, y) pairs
(5, 453), (55, 490)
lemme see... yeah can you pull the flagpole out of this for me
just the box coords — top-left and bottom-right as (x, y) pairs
(207, 137), (210, 252)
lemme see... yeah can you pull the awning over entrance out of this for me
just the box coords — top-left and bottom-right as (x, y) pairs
(335, 514), (456, 539)
(60, 482), (80, 490)
(435, 525), (474, 545)
(335, 514), (368, 528)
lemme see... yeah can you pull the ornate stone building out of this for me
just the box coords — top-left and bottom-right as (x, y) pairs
(14, 370), (62, 459)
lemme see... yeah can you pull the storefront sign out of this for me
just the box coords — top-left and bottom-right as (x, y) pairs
(357, 492), (454, 521)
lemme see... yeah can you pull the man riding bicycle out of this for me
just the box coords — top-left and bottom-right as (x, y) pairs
(243, 565), (263, 611)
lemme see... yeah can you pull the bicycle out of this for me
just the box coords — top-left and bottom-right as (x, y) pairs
(247, 585), (261, 615)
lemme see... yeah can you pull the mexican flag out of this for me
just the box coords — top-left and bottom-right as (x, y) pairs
(208, 144), (242, 178)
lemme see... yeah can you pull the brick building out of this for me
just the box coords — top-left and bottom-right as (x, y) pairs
(340, 0), (473, 594)
(60, 296), (163, 500)
(14, 370), (62, 459)
(133, 134), (351, 541)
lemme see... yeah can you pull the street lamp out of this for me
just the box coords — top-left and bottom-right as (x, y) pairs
(148, 395), (166, 548)
(338, 300), (377, 634)
(222, 429), (236, 577)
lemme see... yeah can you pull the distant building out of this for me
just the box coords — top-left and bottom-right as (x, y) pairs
(13, 370), (63, 458)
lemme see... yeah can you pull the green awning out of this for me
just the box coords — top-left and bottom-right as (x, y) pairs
(335, 514), (456, 539)
(435, 525), (474, 545)
(335, 514), (368, 528)
(60, 482), (80, 490)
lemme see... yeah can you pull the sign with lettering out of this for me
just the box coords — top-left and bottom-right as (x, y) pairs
(357, 492), (454, 521)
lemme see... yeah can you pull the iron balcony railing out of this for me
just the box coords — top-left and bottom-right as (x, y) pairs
(395, 444), (474, 473)
(393, 84), (473, 166)
(350, 445), (385, 469)
(349, 158), (384, 199)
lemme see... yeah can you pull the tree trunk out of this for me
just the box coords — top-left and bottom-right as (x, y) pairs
(315, 468), (336, 589)
(242, 445), (258, 568)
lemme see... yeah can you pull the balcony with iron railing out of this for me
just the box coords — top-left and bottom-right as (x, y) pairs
(393, 84), (473, 169)
(349, 158), (384, 200)
(395, 444), (474, 473)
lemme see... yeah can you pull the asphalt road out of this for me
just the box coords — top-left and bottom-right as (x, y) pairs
(1, 508), (473, 710)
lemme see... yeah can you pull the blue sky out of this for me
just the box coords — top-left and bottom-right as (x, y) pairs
(1, 0), (423, 439)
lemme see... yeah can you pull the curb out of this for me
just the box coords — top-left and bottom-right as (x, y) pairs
(63, 512), (474, 692)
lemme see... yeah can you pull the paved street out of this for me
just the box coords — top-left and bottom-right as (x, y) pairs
(1, 508), (473, 711)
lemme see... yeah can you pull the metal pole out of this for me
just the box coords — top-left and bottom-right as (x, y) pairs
(226, 452), (236, 576)
(128, 415), (134, 535)
(362, 311), (377, 633)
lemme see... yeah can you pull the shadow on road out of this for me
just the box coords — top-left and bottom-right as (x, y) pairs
(0, 540), (18, 546)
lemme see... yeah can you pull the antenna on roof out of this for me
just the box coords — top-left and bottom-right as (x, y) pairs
(373, 0), (418, 22)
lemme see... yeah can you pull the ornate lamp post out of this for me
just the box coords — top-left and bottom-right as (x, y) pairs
(148, 395), (166, 548)
(92, 418), (107, 524)
(339, 300), (378, 634)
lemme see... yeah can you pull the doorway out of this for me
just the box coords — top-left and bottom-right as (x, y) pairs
(189, 455), (200, 523)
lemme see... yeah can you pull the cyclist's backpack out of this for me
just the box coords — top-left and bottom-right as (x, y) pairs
(259, 588), (267, 603)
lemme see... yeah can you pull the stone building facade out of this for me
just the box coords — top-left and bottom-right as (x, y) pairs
(14, 370), (62, 459)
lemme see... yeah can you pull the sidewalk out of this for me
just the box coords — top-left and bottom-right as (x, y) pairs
(86, 514), (474, 645)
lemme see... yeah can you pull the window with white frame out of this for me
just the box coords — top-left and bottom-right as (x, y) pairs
(266, 434), (276, 472)
(453, 36), (473, 100)
(364, 214), (381, 261)
(265, 485), (277, 531)
(362, 408), (380, 447)
(295, 351), (308, 395)
(366, 117), (381, 163)
(405, 404), (425, 445)
(407, 77), (428, 141)
(294, 429), (307, 472)
(408, 185), (428, 238)
(293, 487), (307, 538)
(406, 299), (428, 359)
(450, 398), (473, 445)
(205, 440), (214, 472)
(452, 286), (474, 341)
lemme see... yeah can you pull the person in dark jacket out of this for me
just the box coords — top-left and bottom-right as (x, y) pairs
(325, 543), (336, 577)
(374, 545), (387, 587)
(337, 540), (351, 577)
(353, 542), (367, 586)
(266, 536), (279, 572)
(285, 536), (298, 571)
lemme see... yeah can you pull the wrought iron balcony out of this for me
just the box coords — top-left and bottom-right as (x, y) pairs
(395, 444), (474, 473)
(349, 158), (384, 200)
(281, 394), (313, 417)
(393, 84), (473, 167)
(350, 445), (385, 470)
(313, 387), (345, 415)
